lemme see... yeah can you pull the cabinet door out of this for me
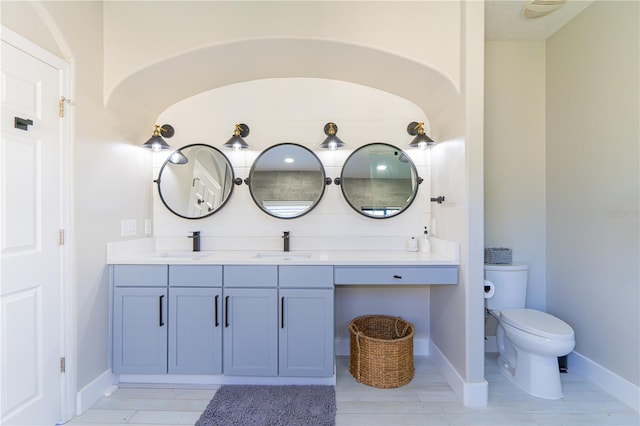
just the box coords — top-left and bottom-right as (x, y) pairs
(279, 289), (334, 377)
(113, 287), (167, 374)
(168, 287), (222, 374)
(223, 288), (278, 376)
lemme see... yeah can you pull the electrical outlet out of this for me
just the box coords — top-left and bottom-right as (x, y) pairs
(121, 219), (137, 237)
(430, 218), (437, 236)
(144, 219), (152, 236)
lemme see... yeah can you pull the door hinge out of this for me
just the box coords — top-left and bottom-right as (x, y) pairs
(59, 96), (70, 118)
(60, 357), (66, 373)
(59, 229), (64, 245)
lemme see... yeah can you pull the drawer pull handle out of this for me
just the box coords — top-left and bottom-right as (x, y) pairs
(214, 295), (219, 327)
(281, 297), (285, 329)
(159, 295), (165, 326)
(225, 296), (229, 328)
(393, 275), (402, 279)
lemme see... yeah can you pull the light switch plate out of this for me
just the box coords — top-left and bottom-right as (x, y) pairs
(121, 219), (137, 237)
(144, 219), (152, 236)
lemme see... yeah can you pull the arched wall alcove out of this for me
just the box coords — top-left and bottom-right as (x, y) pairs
(105, 38), (463, 140)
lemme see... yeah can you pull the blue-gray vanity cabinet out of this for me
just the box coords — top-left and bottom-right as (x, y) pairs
(223, 265), (278, 376)
(112, 265), (168, 374)
(112, 286), (168, 374)
(279, 265), (334, 377)
(334, 265), (458, 285)
(279, 288), (334, 377)
(222, 287), (278, 376)
(168, 265), (223, 374)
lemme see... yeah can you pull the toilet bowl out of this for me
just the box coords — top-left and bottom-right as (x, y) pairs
(490, 308), (575, 399)
(485, 264), (575, 399)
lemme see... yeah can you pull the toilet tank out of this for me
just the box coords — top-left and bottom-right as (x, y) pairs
(485, 263), (529, 310)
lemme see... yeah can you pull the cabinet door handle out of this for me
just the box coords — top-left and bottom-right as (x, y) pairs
(393, 275), (402, 279)
(214, 295), (219, 327)
(159, 295), (165, 327)
(281, 296), (285, 329)
(224, 296), (229, 328)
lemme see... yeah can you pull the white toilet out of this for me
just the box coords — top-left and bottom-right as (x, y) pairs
(484, 263), (575, 399)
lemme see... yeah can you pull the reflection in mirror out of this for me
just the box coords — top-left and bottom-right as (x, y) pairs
(340, 143), (419, 219)
(156, 144), (235, 219)
(248, 143), (326, 219)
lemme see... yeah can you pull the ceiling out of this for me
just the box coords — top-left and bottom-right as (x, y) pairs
(485, 0), (594, 40)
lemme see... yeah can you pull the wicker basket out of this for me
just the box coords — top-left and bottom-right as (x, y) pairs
(349, 315), (415, 389)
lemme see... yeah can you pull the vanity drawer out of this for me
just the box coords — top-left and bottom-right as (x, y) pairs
(113, 265), (168, 287)
(224, 265), (278, 287)
(334, 266), (458, 285)
(279, 266), (334, 288)
(169, 265), (222, 287)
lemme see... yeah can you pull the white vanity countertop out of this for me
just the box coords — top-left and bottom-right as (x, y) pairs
(107, 250), (458, 266)
(106, 238), (460, 266)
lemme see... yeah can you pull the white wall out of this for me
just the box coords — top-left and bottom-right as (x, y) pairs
(484, 41), (546, 311)
(154, 79), (431, 242)
(546, 1), (639, 387)
(102, 1), (462, 108)
(429, 2), (487, 402)
(101, 1), (463, 139)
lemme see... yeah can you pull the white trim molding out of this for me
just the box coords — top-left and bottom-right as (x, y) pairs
(76, 370), (117, 415)
(430, 340), (488, 407)
(568, 351), (639, 412)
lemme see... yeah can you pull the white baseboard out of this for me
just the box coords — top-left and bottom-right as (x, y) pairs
(430, 340), (488, 407)
(335, 337), (430, 357)
(118, 374), (336, 386)
(568, 351), (639, 412)
(76, 369), (118, 415)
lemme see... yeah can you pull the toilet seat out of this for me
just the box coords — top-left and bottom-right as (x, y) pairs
(500, 309), (574, 341)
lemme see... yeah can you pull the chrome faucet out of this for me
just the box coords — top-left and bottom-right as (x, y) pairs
(188, 231), (201, 252)
(282, 231), (290, 252)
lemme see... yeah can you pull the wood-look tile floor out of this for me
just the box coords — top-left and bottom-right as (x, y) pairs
(66, 355), (639, 425)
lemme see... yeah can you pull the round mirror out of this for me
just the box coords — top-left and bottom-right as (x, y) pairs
(156, 144), (235, 219)
(340, 143), (420, 219)
(248, 143), (327, 219)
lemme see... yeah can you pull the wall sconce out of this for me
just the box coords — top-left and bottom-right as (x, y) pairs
(407, 122), (436, 149)
(320, 122), (345, 150)
(142, 124), (174, 151)
(223, 123), (250, 150)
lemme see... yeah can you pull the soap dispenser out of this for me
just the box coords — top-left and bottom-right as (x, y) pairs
(419, 226), (430, 253)
(407, 237), (418, 252)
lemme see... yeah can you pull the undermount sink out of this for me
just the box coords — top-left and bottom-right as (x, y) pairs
(154, 251), (214, 260)
(253, 252), (312, 260)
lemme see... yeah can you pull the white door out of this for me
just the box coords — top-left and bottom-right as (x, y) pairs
(1, 40), (63, 426)
(187, 159), (221, 216)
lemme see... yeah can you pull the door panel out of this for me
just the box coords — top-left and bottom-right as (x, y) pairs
(223, 288), (278, 376)
(1, 40), (62, 425)
(168, 287), (222, 374)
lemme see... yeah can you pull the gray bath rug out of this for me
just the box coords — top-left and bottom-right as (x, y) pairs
(195, 384), (336, 426)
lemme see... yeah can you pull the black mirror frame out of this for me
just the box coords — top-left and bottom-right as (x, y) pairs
(155, 143), (236, 220)
(339, 142), (421, 219)
(247, 142), (328, 220)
